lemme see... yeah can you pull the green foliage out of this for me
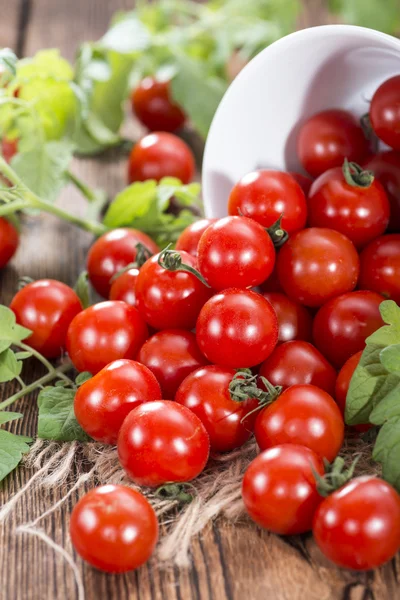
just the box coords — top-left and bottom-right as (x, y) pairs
(37, 384), (91, 442)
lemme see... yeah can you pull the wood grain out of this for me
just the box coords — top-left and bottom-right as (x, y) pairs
(0, 1), (400, 599)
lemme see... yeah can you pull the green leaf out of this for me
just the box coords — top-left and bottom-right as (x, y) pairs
(0, 429), (32, 482)
(0, 305), (32, 353)
(380, 344), (400, 375)
(74, 270), (91, 309)
(0, 48), (18, 79)
(75, 372), (92, 386)
(373, 417), (400, 491)
(366, 300), (400, 346)
(14, 351), (32, 360)
(37, 386), (91, 442)
(329, 0), (400, 36)
(100, 14), (151, 54)
(103, 180), (158, 228)
(0, 412), (23, 425)
(11, 140), (73, 203)
(0, 349), (23, 383)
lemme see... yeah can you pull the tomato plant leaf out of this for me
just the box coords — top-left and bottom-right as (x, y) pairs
(0, 305), (32, 353)
(0, 349), (23, 383)
(380, 344), (400, 375)
(75, 372), (92, 386)
(0, 429), (32, 482)
(372, 417), (400, 491)
(103, 180), (158, 228)
(74, 270), (91, 309)
(37, 386), (91, 442)
(0, 412), (23, 425)
(0, 48), (18, 80)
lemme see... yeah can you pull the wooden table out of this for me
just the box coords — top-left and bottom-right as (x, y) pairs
(0, 2), (399, 599)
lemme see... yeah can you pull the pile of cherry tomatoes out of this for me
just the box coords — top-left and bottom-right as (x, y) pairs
(3, 73), (400, 575)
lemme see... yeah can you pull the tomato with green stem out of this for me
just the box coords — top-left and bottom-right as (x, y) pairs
(175, 218), (217, 258)
(242, 444), (324, 535)
(109, 267), (139, 306)
(118, 400), (210, 487)
(0, 217), (18, 268)
(70, 484), (158, 573)
(132, 77), (186, 132)
(358, 234), (400, 305)
(261, 293), (313, 344)
(370, 75), (400, 151)
(364, 151), (400, 232)
(10, 279), (82, 358)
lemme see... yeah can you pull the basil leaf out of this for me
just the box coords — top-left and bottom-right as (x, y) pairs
(37, 386), (91, 442)
(0, 429), (32, 482)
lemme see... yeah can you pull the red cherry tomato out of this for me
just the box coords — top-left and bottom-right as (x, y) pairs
(128, 132), (195, 184)
(66, 301), (148, 374)
(261, 292), (313, 343)
(175, 218), (217, 258)
(196, 289), (278, 368)
(308, 164), (390, 249)
(335, 350), (365, 418)
(135, 251), (211, 330)
(242, 444), (324, 535)
(74, 359), (161, 444)
(358, 234), (400, 305)
(364, 151), (400, 232)
(277, 228), (359, 307)
(297, 109), (370, 177)
(109, 267), (139, 306)
(70, 484), (158, 573)
(289, 172), (313, 196)
(313, 291), (384, 368)
(197, 216), (275, 290)
(259, 264), (284, 293)
(228, 170), (307, 235)
(313, 476), (400, 570)
(118, 400), (210, 486)
(1, 137), (18, 163)
(87, 228), (159, 298)
(0, 217), (18, 268)
(137, 329), (208, 399)
(10, 279), (82, 358)
(175, 365), (259, 452)
(370, 75), (400, 150)
(259, 340), (337, 396)
(132, 77), (185, 132)
(254, 384), (344, 461)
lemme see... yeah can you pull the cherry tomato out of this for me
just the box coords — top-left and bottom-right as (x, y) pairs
(196, 289), (278, 368)
(358, 234), (400, 305)
(0, 217), (18, 268)
(132, 77), (185, 132)
(254, 384), (344, 461)
(370, 75), (400, 150)
(118, 400), (210, 486)
(74, 359), (161, 444)
(364, 151), (400, 232)
(259, 340), (337, 396)
(197, 216), (275, 290)
(70, 484), (158, 573)
(313, 291), (384, 368)
(10, 279), (82, 358)
(87, 228), (159, 298)
(175, 218), (217, 258)
(276, 228), (359, 307)
(261, 293), (313, 343)
(228, 170), (307, 235)
(289, 172), (313, 196)
(297, 109), (370, 177)
(128, 132), (195, 184)
(259, 264), (284, 293)
(313, 476), (400, 570)
(109, 267), (139, 306)
(1, 137), (18, 163)
(175, 365), (259, 452)
(335, 350), (364, 418)
(137, 329), (208, 398)
(66, 301), (148, 374)
(242, 444), (324, 535)
(135, 251), (211, 330)
(308, 164), (390, 249)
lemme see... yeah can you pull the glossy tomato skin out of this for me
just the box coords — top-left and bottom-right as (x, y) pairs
(87, 228), (159, 298)
(196, 289), (278, 368)
(364, 151), (400, 231)
(175, 218), (217, 258)
(289, 172), (313, 196)
(255, 384), (344, 461)
(137, 329), (209, 398)
(358, 234), (400, 304)
(66, 301), (148, 374)
(132, 77), (185, 132)
(313, 291), (384, 368)
(370, 75), (400, 150)
(259, 340), (336, 396)
(70, 484), (158, 573)
(118, 400), (210, 486)
(128, 132), (195, 184)
(313, 476), (400, 570)
(259, 264), (284, 293)
(297, 109), (370, 177)
(135, 251), (211, 330)
(228, 170), (307, 235)
(261, 293), (313, 343)
(277, 228), (359, 307)
(74, 359), (161, 444)
(242, 444), (324, 535)
(109, 268), (139, 306)
(197, 216), (275, 290)
(10, 279), (82, 358)
(0, 217), (19, 268)
(175, 365), (259, 452)
(308, 167), (390, 249)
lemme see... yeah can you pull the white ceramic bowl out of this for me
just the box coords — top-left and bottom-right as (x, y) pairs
(202, 24), (400, 218)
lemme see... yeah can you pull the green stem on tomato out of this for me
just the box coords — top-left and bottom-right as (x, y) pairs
(0, 200), (31, 216)
(18, 342), (75, 387)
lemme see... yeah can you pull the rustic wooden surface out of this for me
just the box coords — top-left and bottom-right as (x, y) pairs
(0, 2), (399, 599)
